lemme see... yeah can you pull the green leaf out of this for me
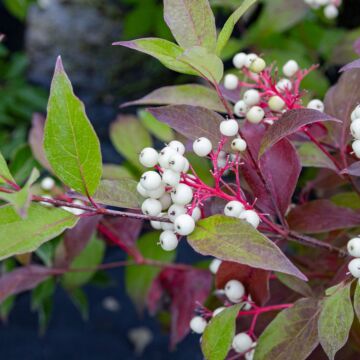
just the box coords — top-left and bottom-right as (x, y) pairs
(3, 0), (34, 21)
(138, 110), (175, 142)
(188, 215), (306, 280)
(62, 235), (105, 289)
(113, 38), (198, 75)
(163, 0), (217, 52)
(201, 304), (241, 360)
(123, 85), (228, 113)
(216, 0), (258, 56)
(331, 192), (360, 210)
(254, 299), (320, 360)
(0, 151), (15, 184)
(275, 272), (313, 298)
(178, 46), (224, 84)
(102, 165), (135, 180)
(93, 179), (142, 209)
(297, 142), (338, 171)
(44, 57), (102, 196)
(67, 288), (89, 320)
(0, 203), (78, 261)
(0, 168), (39, 217)
(125, 232), (175, 312)
(110, 115), (152, 170)
(318, 282), (354, 360)
(354, 282), (360, 321)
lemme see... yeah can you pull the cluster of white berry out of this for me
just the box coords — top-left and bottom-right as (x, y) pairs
(224, 200), (260, 228)
(347, 237), (360, 278)
(304, 0), (340, 19)
(350, 105), (360, 158)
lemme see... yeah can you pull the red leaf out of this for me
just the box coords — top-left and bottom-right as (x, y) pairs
(147, 268), (212, 348)
(287, 199), (360, 233)
(215, 261), (270, 306)
(0, 265), (50, 303)
(259, 109), (340, 156)
(340, 58), (360, 73)
(341, 161), (360, 176)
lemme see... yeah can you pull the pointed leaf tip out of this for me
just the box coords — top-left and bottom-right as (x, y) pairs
(55, 56), (64, 72)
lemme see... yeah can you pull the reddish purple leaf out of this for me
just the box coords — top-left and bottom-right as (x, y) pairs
(148, 105), (223, 146)
(354, 38), (360, 55)
(287, 199), (360, 233)
(28, 113), (52, 172)
(215, 261), (270, 306)
(147, 268), (212, 348)
(55, 216), (102, 267)
(341, 161), (360, 176)
(0, 265), (50, 303)
(340, 58), (360, 73)
(259, 109), (340, 156)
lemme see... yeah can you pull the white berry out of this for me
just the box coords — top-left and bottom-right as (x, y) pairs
(159, 193), (172, 210)
(209, 259), (222, 274)
(307, 99), (324, 112)
(250, 57), (266, 74)
(159, 230), (178, 251)
(193, 137), (212, 157)
(140, 171), (162, 191)
(268, 96), (285, 111)
(232, 333), (253, 354)
(283, 60), (299, 77)
(147, 184), (166, 199)
(151, 213), (165, 230)
(168, 140), (185, 155)
(168, 153), (186, 173)
(244, 53), (258, 68)
(351, 105), (360, 121)
(225, 279), (245, 303)
(158, 147), (177, 168)
(246, 106), (265, 124)
(168, 204), (186, 222)
(191, 207), (202, 221)
(231, 138), (247, 152)
(324, 4), (338, 19)
(239, 210), (261, 228)
(233, 52), (247, 69)
(190, 316), (207, 334)
(174, 214), (195, 236)
(213, 307), (226, 317)
(347, 237), (360, 257)
(220, 119), (239, 137)
(162, 169), (180, 186)
(224, 201), (245, 217)
(41, 177), (55, 191)
(234, 100), (248, 118)
(348, 258), (360, 278)
(161, 221), (175, 231)
(141, 198), (162, 216)
(137, 182), (148, 197)
(182, 158), (190, 173)
(352, 140), (360, 158)
(276, 78), (292, 92)
(224, 74), (238, 90)
(351, 119), (360, 140)
(243, 89), (260, 106)
(139, 147), (158, 168)
(171, 184), (193, 205)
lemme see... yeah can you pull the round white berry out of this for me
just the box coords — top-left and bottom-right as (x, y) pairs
(282, 60), (299, 77)
(182, 158), (190, 173)
(168, 153), (186, 173)
(231, 138), (247, 152)
(324, 4), (338, 19)
(168, 204), (186, 222)
(41, 177), (55, 191)
(213, 307), (226, 317)
(171, 184), (193, 205)
(352, 140), (360, 158)
(224, 74), (239, 90)
(246, 106), (265, 124)
(141, 198), (162, 216)
(162, 169), (181, 187)
(209, 259), (222, 274)
(232, 333), (253, 354)
(347, 237), (360, 257)
(137, 182), (148, 197)
(159, 230), (178, 251)
(224, 201), (245, 217)
(234, 100), (249, 118)
(140, 171), (162, 191)
(220, 119), (239, 137)
(239, 210), (261, 228)
(268, 95), (285, 111)
(174, 214), (195, 236)
(168, 140), (185, 155)
(190, 316), (207, 334)
(307, 99), (324, 112)
(151, 213), (164, 230)
(245, 343), (256, 360)
(225, 280), (245, 303)
(250, 57), (266, 74)
(243, 89), (260, 106)
(315, 0), (330, 5)
(146, 184), (166, 199)
(191, 207), (202, 222)
(351, 119), (360, 140)
(161, 221), (175, 231)
(193, 137), (213, 157)
(244, 53), (258, 68)
(351, 105), (360, 121)
(139, 147), (159, 168)
(276, 78), (292, 92)
(63, 200), (86, 216)
(348, 258), (360, 278)
(233, 52), (247, 69)
(158, 147), (177, 168)
(159, 193), (172, 210)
